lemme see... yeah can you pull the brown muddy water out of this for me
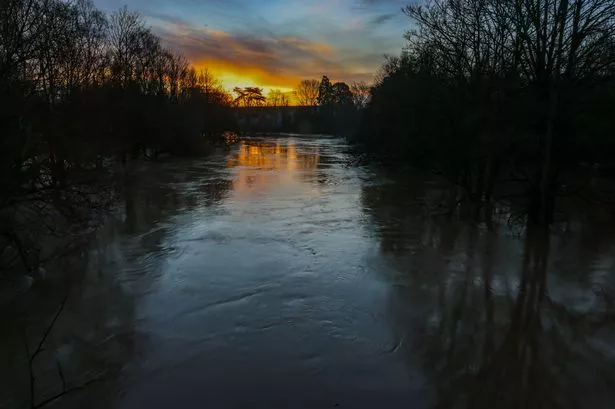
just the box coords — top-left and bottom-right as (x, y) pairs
(2, 135), (615, 409)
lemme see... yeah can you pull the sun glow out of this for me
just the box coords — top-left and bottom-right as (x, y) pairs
(195, 64), (295, 94)
(217, 72), (294, 95)
(216, 71), (298, 105)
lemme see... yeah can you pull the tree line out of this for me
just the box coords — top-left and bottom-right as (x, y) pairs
(265, 76), (371, 134)
(294, 77), (370, 109)
(354, 0), (615, 226)
(232, 77), (370, 110)
(233, 76), (371, 134)
(0, 0), (234, 276)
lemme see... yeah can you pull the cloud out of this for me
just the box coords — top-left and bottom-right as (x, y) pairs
(100, 0), (408, 89)
(353, 0), (409, 10)
(149, 13), (382, 88)
(369, 13), (396, 26)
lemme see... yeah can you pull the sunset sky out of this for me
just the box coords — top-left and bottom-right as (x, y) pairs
(95, 0), (409, 93)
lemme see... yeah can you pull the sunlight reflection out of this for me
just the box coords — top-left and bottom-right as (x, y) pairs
(227, 139), (320, 195)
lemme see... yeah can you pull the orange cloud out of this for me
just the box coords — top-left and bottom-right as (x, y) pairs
(151, 15), (376, 91)
(193, 59), (300, 91)
(277, 37), (335, 56)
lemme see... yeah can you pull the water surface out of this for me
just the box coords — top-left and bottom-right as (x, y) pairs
(3, 136), (615, 409)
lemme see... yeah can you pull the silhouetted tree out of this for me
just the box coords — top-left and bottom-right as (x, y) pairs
(0, 1), (234, 277)
(331, 82), (353, 106)
(266, 89), (290, 107)
(233, 86), (266, 107)
(356, 0), (615, 226)
(350, 81), (370, 109)
(317, 75), (334, 107)
(294, 79), (319, 106)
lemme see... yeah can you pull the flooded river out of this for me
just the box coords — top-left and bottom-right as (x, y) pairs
(2, 135), (615, 409)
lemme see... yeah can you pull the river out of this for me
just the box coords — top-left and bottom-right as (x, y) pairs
(2, 135), (615, 409)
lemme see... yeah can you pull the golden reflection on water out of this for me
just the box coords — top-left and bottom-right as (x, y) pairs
(227, 139), (320, 194)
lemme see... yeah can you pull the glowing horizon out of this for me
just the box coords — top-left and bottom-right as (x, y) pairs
(195, 64), (297, 103)
(94, 0), (408, 94)
(215, 72), (294, 95)
(193, 60), (300, 94)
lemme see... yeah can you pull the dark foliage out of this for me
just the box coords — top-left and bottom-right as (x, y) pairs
(316, 75), (360, 136)
(354, 0), (615, 226)
(238, 76), (366, 135)
(0, 0), (234, 276)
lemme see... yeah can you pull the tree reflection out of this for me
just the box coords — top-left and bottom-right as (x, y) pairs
(1, 157), (236, 409)
(121, 161), (232, 234)
(362, 177), (615, 408)
(0, 252), (136, 409)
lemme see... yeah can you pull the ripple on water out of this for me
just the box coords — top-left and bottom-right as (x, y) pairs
(5, 135), (615, 409)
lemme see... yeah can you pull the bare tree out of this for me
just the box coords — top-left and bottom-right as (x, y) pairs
(350, 81), (371, 108)
(266, 89), (290, 107)
(401, 0), (615, 225)
(0, 1), (236, 280)
(294, 79), (319, 106)
(0, 0), (46, 85)
(107, 6), (146, 86)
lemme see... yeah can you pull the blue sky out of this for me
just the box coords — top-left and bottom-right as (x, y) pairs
(94, 0), (410, 90)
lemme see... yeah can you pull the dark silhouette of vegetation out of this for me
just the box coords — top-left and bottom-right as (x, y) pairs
(317, 75), (357, 135)
(294, 79), (320, 106)
(355, 0), (615, 227)
(350, 81), (371, 109)
(236, 76), (369, 135)
(266, 89), (290, 107)
(0, 0), (234, 280)
(233, 87), (290, 132)
(233, 86), (267, 107)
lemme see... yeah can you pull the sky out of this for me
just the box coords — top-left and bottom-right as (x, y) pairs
(94, 0), (410, 93)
